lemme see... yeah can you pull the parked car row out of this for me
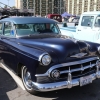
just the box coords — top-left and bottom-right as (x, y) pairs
(0, 16), (100, 95)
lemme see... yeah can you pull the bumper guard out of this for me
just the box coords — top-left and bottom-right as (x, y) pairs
(32, 71), (100, 92)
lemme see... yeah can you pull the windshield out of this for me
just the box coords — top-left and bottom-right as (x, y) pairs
(15, 23), (60, 36)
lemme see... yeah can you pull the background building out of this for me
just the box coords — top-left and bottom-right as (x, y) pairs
(15, 0), (66, 16)
(66, 0), (100, 15)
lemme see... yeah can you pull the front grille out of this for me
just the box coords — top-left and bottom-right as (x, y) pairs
(36, 57), (98, 83)
(56, 59), (97, 79)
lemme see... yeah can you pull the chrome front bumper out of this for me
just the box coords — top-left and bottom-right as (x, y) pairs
(32, 71), (100, 92)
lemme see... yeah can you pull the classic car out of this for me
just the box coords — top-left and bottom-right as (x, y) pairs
(0, 17), (100, 94)
(47, 14), (62, 22)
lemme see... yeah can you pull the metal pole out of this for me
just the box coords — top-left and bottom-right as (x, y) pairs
(8, 0), (9, 6)
(60, 0), (61, 14)
(34, 0), (35, 16)
(40, 0), (41, 16)
(0, 1), (11, 8)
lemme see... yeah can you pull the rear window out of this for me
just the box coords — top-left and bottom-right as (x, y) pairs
(81, 16), (94, 27)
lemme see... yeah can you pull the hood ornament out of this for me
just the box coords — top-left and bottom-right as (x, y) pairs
(70, 53), (87, 58)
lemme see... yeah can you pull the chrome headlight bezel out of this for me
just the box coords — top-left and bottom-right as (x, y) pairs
(98, 46), (100, 54)
(39, 53), (51, 66)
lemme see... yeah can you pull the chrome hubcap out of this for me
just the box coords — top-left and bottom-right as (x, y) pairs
(24, 70), (32, 89)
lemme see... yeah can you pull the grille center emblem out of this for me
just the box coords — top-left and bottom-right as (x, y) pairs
(70, 53), (87, 58)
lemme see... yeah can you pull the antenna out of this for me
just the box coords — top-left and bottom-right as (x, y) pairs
(8, 0), (9, 7)
(0, 1), (12, 9)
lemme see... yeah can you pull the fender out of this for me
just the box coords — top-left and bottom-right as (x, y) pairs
(96, 32), (100, 43)
(96, 39), (100, 44)
(60, 28), (74, 38)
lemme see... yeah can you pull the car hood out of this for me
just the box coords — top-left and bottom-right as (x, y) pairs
(17, 35), (88, 63)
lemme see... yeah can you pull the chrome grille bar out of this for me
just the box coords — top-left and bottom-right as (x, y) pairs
(48, 57), (98, 73)
(67, 67), (72, 88)
(60, 64), (96, 74)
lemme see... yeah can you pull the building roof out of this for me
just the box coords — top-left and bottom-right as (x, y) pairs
(0, 17), (57, 24)
(82, 11), (100, 15)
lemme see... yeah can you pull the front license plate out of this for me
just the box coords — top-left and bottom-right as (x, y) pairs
(80, 75), (92, 86)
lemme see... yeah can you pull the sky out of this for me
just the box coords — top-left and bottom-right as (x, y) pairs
(0, 0), (15, 7)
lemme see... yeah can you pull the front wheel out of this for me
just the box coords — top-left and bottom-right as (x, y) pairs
(21, 66), (38, 94)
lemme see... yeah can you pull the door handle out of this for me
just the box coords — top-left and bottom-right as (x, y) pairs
(78, 29), (81, 31)
(0, 37), (3, 40)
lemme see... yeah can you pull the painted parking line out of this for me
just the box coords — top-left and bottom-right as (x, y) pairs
(0, 63), (25, 90)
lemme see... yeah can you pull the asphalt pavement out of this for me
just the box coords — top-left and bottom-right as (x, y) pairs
(1, 63), (100, 100)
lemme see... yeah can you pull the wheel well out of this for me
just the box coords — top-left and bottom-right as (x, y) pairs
(17, 63), (24, 77)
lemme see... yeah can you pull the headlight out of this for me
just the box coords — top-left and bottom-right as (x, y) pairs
(98, 46), (100, 54)
(39, 54), (51, 66)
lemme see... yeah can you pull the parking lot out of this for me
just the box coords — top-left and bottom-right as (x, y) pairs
(1, 63), (100, 100)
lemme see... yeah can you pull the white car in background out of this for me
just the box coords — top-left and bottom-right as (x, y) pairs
(59, 11), (100, 44)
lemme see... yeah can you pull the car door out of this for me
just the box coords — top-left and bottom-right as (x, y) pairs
(1, 21), (18, 71)
(76, 16), (95, 42)
(0, 22), (5, 62)
(93, 15), (100, 43)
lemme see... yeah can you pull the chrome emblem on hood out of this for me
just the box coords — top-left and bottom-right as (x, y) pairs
(70, 53), (87, 58)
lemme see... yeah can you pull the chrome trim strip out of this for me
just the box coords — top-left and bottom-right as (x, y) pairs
(32, 71), (100, 92)
(70, 53), (87, 58)
(90, 62), (92, 69)
(60, 64), (96, 74)
(35, 57), (98, 77)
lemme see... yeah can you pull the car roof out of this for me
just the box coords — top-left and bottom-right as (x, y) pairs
(0, 17), (57, 24)
(82, 11), (100, 15)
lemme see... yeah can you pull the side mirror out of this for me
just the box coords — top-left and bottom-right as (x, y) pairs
(75, 22), (78, 26)
(88, 22), (92, 27)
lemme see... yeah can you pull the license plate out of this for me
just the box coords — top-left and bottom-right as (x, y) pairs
(80, 75), (92, 86)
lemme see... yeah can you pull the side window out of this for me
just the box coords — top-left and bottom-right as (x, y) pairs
(94, 16), (100, 27)
(4, 22), (14, 37)
(81, 16), (94, 27)
(50, 24), (59, 33)
(0, 23), (3, 35)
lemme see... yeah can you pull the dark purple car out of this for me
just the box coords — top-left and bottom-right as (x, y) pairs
(0, 17), (100, 94)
